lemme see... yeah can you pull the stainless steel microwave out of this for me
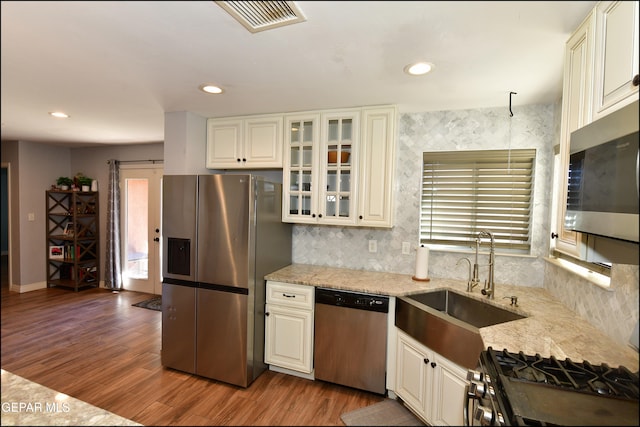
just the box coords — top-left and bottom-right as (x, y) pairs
(566, 101), (639, 243)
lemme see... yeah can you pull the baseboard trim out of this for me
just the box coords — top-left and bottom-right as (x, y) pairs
(268, 364), (315, 380)
(10, 281), (107, 293)
(12, 281), (47, 293)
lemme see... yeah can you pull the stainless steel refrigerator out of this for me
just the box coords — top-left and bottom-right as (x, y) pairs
(161, 174), (292, 387)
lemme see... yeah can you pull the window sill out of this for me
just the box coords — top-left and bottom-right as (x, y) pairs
(543, 256), (612, 291)
(429, 247), (537, 259)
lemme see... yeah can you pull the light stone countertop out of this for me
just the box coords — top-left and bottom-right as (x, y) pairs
(0, 369), (141, 426)
(265, 264), (640, 369)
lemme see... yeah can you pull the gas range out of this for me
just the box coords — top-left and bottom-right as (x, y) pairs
(466, 347), (639, 426)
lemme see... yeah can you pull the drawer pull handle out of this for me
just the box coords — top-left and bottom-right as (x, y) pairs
(282, 293), (296, 298)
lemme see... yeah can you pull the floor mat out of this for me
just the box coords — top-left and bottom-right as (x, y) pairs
(340, 399), (425, 426)
(131, 296), (162, 312)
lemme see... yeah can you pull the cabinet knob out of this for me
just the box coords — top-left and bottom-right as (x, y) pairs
(551, 232), (558, 239)
(265, 312), (270, 316)
(431, 362), (437, 368)
(236, 158), (241, 162)
(153, 237), (160, 242)
(633, 74), (639, 87)
(423, 358), (429, 364)
(359, 215), (363, 220)
(312, 214), (316, 218)
(242, 158), (247, 162)
(318, 214), (322, 218)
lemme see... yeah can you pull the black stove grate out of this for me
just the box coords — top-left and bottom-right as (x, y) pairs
(600, 365), (640, 399)
(489, 348), (640, 400)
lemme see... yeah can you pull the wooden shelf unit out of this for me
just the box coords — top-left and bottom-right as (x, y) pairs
(46, 190), (100, 291)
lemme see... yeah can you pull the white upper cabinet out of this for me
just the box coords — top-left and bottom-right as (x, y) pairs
(554, 0), (639, 258)
(282, 105), (396, 228)
(283, 109), (359, 225)
(358, 106), (396, 228)
(592, 0), (639, 120)
(207, 105), (396, 228)
(206, 115), (283, 169)
(555, 11), (595, 257)
(319, 110), (360, 226)
(282, 113), (322, 224)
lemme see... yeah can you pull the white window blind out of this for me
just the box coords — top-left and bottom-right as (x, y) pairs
(420, 149), (535, 252)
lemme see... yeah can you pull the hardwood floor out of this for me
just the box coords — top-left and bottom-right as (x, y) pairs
(0, 285), (385, 426)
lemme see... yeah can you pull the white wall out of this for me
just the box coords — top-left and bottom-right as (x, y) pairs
(18, 141), (71, 287)
(163, 111), (208, 175)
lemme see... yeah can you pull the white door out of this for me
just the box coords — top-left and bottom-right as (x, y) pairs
(120, 166), (162, 294)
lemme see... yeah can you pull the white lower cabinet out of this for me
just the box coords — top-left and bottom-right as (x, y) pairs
(395, 329), (467, 426)
(431, 352), (469, 426)
(264, 281), (314, 375)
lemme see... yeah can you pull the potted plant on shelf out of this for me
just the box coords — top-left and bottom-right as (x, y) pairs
(74, 173), (93, 191)
(56, 176), (73, 190)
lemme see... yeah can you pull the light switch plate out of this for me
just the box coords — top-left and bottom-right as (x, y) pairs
(368, 240), (377, 253)
(402, 242), (411, 255)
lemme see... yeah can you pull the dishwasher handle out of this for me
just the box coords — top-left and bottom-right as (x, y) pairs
(315, 287), (389, 313)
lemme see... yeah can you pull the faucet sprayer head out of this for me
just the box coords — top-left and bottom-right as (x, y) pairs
(478, 230), (494, 239)
(477, 230), (495, 249)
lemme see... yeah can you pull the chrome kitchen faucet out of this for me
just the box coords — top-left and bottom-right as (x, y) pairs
(457, 257), (477, 292)
(475, 230), (496, 299)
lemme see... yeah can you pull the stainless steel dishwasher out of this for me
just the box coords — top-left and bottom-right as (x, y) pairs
(314, 287), (389, 395)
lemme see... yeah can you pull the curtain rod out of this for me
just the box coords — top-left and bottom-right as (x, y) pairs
(106, 159), (163, 164)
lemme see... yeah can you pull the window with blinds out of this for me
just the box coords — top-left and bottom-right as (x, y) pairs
(420, 149), (536, 253)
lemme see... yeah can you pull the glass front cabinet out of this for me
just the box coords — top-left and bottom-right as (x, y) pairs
(283, 110), (360, 225)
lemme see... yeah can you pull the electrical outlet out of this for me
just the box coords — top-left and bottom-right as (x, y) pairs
(402, 242), (411, 255)
(28, 213), (35, 222)
(368, 240), (377, 253)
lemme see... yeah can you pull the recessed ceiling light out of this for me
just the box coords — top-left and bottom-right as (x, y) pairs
(49, 111), (69, 118)
(199, 84), (224, 94)
(404, 62), (434, 76)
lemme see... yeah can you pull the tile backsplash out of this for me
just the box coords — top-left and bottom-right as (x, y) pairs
(544, 261), (639, 348)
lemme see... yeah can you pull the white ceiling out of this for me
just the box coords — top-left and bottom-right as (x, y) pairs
(1, 1), (596, 147)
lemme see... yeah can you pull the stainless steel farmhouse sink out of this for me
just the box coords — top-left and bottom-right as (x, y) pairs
(408, 289), (525, 328)
(396, 289), (527, 368)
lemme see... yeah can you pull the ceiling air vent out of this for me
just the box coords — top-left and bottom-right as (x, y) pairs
(215, 1), (306, 33)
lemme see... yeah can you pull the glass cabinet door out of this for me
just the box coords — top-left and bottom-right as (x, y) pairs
(322, 113), (358, 223)
(284, 115), (319, 222)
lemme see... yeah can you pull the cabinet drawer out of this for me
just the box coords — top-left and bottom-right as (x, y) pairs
(266, 281), (314, 309)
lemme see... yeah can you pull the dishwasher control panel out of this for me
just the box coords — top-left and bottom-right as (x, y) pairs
(315, 288), (389, 313)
